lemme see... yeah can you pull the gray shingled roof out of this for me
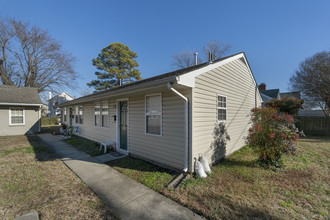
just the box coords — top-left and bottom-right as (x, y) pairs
(0, 85), (42, 105)
(260, 89), (280, 99)
(63, 52), (245, 106)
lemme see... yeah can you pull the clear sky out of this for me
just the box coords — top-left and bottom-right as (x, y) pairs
(1, 0), (330, 98)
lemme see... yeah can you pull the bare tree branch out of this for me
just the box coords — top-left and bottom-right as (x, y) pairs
(0, 17), (77, 94)
(290, 50), (330, 117)
(171, 40), (231, 69)
(203, 40), (231, 60)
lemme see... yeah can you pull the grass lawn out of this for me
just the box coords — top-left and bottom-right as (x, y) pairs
(0, 135), (117, 220)
(64, 136), (111, 157)
(107, 136), (330, 220)
(40, 124), (61, 135)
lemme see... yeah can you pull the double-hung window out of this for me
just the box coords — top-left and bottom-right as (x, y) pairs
(145, 94), (162, 135)
(101, 101), (109, 127)
(77, 105), (83, 124)
(63, 107), (67, 122)
(9, 108), (25, 125)
(217, 95), (227, 121)
(95, 103), (101, 126)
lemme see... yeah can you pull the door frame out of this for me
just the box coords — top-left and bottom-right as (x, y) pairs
(116, 98), (129, 155)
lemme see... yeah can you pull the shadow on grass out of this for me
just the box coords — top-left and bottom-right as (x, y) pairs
(107, 156), (177, 175)
(25, 135), (59, 162)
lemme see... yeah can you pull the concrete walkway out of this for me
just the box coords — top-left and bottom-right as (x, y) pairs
(38, 134), (203, 220)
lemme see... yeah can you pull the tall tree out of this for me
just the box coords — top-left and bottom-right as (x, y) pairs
(87, 42), (141, 91)
(0, 17), (77, 93)
(289, 50), (330, 116)
(171, 40), (231, 69)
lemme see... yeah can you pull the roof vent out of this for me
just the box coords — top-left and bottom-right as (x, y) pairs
(194, 52), (198, 66)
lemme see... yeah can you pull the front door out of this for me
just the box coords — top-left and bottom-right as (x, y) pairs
(119, 101), (128, 151)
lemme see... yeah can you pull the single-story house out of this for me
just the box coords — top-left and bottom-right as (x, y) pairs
(0, 85), (42, 136)
(59, 52), (262, 172)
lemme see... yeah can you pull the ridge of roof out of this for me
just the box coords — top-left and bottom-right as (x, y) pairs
(70, 52), (244, 103)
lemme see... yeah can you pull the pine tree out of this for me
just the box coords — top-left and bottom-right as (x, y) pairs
(87, 42), (141, 91)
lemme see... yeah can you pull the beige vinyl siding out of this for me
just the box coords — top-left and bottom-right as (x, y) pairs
(0, 105), (40, 136)
(129, 89), (188, 170)
(60, 88), (188, 170)
(69, 101), (116, 143)
(192, 59), (262, 164)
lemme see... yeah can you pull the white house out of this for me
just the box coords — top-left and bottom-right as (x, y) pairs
(48, 92), (74, 117)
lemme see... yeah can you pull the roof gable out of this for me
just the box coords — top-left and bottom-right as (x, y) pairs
(177, 52), (257, 88)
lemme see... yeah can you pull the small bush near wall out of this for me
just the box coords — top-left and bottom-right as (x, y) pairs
(246, 108), (299, 167)
(41, 116), (59, 125)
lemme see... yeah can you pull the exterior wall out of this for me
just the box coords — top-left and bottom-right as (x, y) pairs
(48, 93), (74, 117)
(64, 100), (117, 143)
(61, 88), (189, 170)
(192, 59), (262, 165)
(0, 105), (40, 136)
(129, 89), (189, 170)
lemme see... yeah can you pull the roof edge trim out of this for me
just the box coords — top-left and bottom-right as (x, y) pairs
(177, 53), (245, 87)
(0, 102), (42, 106)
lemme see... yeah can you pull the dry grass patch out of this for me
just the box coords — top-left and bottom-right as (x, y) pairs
(108, 136), (330, 220)
(0, 135), (117, 220)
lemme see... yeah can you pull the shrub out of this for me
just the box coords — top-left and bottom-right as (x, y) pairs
(41, 116), (59, 125)
(266, 97), (304, 117)
(246, 108), (299, 167)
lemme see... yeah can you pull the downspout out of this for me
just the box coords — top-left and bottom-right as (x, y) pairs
(167, 82), (189, 172)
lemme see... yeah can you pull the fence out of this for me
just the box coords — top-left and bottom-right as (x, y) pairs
(297, 117), (330, 136)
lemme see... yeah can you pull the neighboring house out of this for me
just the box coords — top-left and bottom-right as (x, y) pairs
(258, 83), (301, 104)
(258, 83), (280, 103)
(48, 92), (74, 117)
(59, 52), (263, 172)
(0, 85), (42, 136)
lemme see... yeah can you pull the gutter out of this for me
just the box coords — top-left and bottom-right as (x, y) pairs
(0, 102), (43, 107)
(167, 82), (189, 173)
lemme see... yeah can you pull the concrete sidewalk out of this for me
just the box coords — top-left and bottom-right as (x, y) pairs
(38, 134), (203, 220)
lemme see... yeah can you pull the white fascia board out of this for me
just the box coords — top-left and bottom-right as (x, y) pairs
(177, 53), (245, 87)
(0, 102), (42, 106)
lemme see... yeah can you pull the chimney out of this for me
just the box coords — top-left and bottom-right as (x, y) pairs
(49, 91), (52, 100)
(258, 83), (266, 91)
(208, 51), (214, 63)
(194, 52), (198, 65)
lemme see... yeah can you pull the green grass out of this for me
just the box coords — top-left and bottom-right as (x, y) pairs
(64, 135), (111, 156)
(107, 157), (177, 191)
(0, 135), (117, 219)
(107, 136), (330, 220)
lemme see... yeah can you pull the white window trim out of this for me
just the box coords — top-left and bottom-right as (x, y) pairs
(77, 105), (83, 124)
(9, 107), (25, 126)
(101, 101), (109, 128)
(94, 102), (101, 127)
(64, 107), (67, 122)
(217, 94), (227, 122)
(145, 93), (162, 136)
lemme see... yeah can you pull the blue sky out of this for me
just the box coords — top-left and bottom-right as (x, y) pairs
(1, 0), (330, 98)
